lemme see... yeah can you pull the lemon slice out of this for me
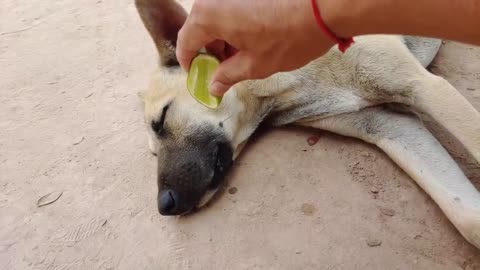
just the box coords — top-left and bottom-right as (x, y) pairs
(187, 53), (222, 109)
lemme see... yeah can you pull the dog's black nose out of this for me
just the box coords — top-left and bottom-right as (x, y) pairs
(158, 190), (177, 215)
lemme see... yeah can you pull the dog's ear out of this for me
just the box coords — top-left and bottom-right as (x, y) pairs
(135, 0), (187, 67)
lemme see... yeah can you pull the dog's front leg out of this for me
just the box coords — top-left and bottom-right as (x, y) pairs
(300, 107), (480, 249)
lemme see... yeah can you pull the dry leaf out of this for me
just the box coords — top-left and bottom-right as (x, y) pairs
(37, 191), (63, 207)
(72, 137), (84, 146)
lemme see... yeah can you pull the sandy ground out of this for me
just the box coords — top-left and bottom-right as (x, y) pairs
(1, 0), (480, 269)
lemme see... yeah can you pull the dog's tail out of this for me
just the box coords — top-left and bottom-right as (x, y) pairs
(403, 36), (442, 68)
(412, 74), (480, 163)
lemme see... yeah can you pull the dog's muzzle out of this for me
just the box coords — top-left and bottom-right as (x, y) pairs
(157, 138), (233, 216)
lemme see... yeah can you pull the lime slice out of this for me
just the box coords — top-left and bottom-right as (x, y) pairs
(187, 53), (222, 109)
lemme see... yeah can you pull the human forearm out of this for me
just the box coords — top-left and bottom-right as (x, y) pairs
(319, 0), (480, 45)
(176, 0), (480, 96)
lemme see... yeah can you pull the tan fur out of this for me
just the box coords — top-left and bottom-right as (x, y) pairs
(137, 0), (480, 248)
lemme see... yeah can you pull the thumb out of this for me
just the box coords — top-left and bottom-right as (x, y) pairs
(209, 52), (255, 96)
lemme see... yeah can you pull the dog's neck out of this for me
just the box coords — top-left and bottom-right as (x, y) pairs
(239, 56), (371, 127)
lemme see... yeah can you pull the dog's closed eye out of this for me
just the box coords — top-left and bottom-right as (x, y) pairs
(151, 104), (170, 136)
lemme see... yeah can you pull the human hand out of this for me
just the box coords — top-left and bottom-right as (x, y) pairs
(176, 0), (337, 96)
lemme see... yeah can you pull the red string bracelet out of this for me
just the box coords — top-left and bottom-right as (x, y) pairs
(310, 0), (354, 53)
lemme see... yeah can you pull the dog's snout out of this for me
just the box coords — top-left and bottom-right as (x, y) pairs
(158, 189), (177, 215)
(155, 134), (234, 216)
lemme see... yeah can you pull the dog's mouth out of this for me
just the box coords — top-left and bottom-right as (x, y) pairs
(209, 141), (234, 190)
(195, 141), (234, 209)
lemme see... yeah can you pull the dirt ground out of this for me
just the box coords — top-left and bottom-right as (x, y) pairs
(1, 0), (480, 269)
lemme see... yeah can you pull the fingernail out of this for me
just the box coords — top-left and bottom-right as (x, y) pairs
(210, 81), (229, 96)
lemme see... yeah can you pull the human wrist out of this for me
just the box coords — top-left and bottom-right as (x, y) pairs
(314, 0), (380, 38)
(309, 0), (354, 52)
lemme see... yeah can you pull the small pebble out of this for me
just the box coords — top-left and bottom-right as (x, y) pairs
(380, 207), (396, 216)
(360, 151), (372, 158)
(301, 203), (316, 216)
(366, 238), (382, 247)
(228, 187), (238, 195)
(370, 186), (380, 194)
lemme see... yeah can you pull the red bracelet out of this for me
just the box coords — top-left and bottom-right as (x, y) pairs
(310, 0), (354, 53)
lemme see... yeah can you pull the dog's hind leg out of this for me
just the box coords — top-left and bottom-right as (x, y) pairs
(410, 74), (480, 163)
(301, 107), (480, 249)
(343, 36), (478, 162)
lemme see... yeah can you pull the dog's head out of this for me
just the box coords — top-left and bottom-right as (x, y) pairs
(136, 0), (270, 215)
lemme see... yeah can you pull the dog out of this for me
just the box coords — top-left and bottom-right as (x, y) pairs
(135, 0), (480, 249)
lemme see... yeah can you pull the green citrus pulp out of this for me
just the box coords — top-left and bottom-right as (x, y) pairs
(187, 53), (222, 109)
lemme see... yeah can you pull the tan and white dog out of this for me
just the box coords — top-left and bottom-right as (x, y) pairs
(135, 0), (480, 248)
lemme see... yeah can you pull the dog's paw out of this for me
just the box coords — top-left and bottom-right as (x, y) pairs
(466, 225), (480, 249)
(457, 212), (480, 249)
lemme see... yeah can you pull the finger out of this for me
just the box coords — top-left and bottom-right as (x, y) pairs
(176, 19), (215, 71)
(209, 52), (258, 96)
